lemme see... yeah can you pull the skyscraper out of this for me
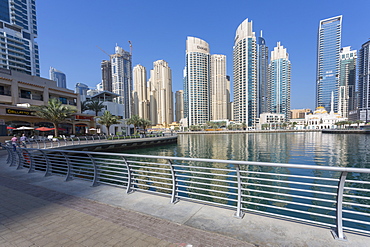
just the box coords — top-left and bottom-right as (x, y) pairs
(358, 40), (370, 122)
(316, 16), (342, 113)
(175, 90), (184, 122)
(149, 60), (173, 126)
(269, 42), (291, 121)
(233, 18), (257, 127)
(210, 54), (229, 120)
(111, 45), (132, 118)
(101, 60), (112, 92)
(49, 67), (66, 88)
(0, 0), (39, 76)
(257, 31), (269, 115)
(133, 64), (149, 119)
(184, 36), (210, 126)
(338, 46), (356, 118)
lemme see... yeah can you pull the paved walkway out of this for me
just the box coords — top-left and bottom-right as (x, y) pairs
(0, 150), (252, 247)
(1, 149), (370, 247)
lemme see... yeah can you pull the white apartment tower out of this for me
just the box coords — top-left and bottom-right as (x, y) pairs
(0, 0), (40, 76)
(149, 60), (173, 126)
(233, 19), (257, 127)
(339, 46), (357, 118)
(133, 64), (149, 119)
(111, 45), (132, 118)
(210, 54), (229, 120)
(184, 36), (210, 126)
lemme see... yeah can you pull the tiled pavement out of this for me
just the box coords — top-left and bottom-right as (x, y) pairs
(0, 150), (254, 247)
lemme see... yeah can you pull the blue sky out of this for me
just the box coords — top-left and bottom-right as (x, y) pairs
(37, 0), (370, 110)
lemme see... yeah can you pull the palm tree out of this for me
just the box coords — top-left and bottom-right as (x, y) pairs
(126, 115), (142, 134)
(354, 120), (363, 129)
(81, 101), (89, 113)
(140, 119), (152, 133)
(97, 111), (120, 135)
(87, 99), (105, 116)
(31, 98), (76, 137)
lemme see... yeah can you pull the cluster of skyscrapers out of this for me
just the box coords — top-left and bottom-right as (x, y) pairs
(184, 18), (291, 128)
(1, 0), (370, 126)
(316, 15), (370, 123)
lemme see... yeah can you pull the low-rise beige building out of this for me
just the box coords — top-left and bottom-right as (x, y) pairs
(0, 68), (94, 140)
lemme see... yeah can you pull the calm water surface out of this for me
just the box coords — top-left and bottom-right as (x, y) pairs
(124, 132), (370, 168)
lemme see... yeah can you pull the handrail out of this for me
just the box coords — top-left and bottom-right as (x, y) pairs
(5, 146), (370, 240)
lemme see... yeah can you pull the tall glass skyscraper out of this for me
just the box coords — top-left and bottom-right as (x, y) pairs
(184, 36), (210, 126)
(269, 42), (291, 121)
(49, 67), (66, 88)
(0, 0), (39, 76)
(316, 16), (342, 112)
(111, 45), (132, 118)
(358, 40), (370, 122)
(233, 18), (257, 127)
(257, 31), (269, 116)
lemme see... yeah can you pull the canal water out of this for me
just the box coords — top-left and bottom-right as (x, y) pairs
(118, 132), (370, 232)
(123, 132), (370, 168)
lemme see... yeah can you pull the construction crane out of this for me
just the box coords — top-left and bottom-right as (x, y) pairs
(128, 41), (132, 55)
(96, 45), (110, 58)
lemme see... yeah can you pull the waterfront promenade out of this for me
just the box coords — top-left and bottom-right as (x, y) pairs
(1, 149), (369, 246)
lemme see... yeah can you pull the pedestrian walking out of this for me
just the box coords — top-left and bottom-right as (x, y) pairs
(20, 134), (27, 147)
(11, 135), (18, 151)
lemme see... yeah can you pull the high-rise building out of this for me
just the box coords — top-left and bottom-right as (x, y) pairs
(175, 90), (184, 122)
(75, 82), (89, 102)
(111, 45), (132, 118)
(233, 18), (257, 127)
(0, 0), (39, 76)
(210, 54), (229, 120)
(338, 46), (356, 118)
(257, 31), (269, 115)
(133, 64), (149, 119)
(101, 60), (112, 92)
(184, 36), (210, 126)
(269, 42), (291, 121)
(358, 40), (370, 122)
(316, 16), (342, 113)
(49, 67), (66, 88)
(148, 60), (173, 126)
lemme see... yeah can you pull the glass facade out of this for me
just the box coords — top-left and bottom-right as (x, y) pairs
(50, 67), (67, 88)
(257, 34), (269, 115)
(316, 16), (342, 112)
(358, 41), (370, 111)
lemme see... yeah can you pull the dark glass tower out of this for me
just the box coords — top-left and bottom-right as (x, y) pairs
(257, 31), (269, 116)
(316, 16), (342, 112)
(358, 40), (370, 122)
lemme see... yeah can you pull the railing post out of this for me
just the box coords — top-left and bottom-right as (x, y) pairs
(77, 137), (80, 145)
(233, 164), (245, 219)
(43, 139), (46, 149)
(122, 157), (134, 194)
(70, 137), (74, 145)
(22, 149), (35, 173)
(36, 140), (40, 149)
(87, 154), (99, 187)
(331, 171), (348, 241)
(61, 152), (73, 181)
(168, 159), (179, 204)
(64, 137), (67, 146)
(85, 136), (88, 144)
(39, 150), (52, 177)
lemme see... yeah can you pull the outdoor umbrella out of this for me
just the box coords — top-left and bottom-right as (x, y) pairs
(7, 126), (16, 130)
(35, 127), (54, 131)
(89, 128), (97, 131)
(16, 126), (34, 130)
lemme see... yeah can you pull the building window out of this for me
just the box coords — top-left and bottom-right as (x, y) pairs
(20, 89), (31, 99)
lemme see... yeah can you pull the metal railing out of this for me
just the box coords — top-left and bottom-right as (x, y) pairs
(2, 145), (370, 240)
(16, 133), (168, 149)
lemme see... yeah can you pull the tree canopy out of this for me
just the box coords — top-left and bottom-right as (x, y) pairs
(31, 98), (76, 137)
(97, 111), (120, 135)
(86, 99), (105, 116)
